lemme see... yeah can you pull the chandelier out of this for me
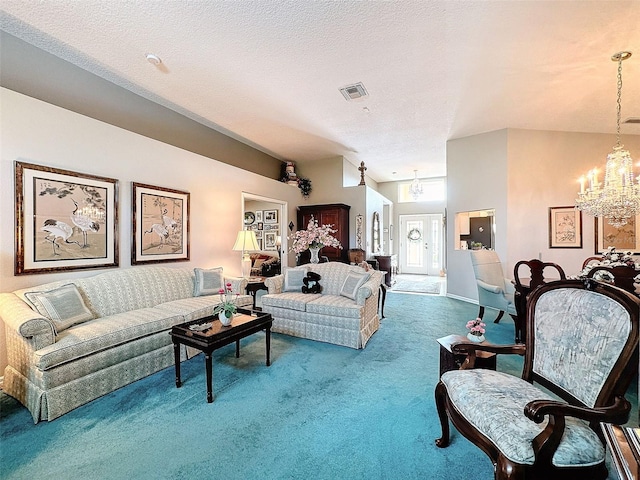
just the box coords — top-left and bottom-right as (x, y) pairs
(576, 51), (638, 228)
(409, 170), (423, 200)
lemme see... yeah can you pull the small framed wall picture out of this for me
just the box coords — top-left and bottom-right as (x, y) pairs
(255, 210), (263, 222)
(548, 206), (582, 248)
(264, 232), (277, 250)
(264, 209), (278, 224)
(132, 182), (190, 264)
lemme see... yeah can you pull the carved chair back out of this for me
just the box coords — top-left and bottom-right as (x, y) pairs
(525, 279), (639, 408)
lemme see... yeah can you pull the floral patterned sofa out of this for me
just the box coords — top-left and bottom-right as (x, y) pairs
(0, 266), (251, 423)
(261, 262), (384, 349)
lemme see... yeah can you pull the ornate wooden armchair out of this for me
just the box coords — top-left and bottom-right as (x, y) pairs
(435, 279), (639, 480)
(512, 259), (566, 342)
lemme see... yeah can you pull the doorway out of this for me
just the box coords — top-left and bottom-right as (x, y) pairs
(399, 214), (443, 275)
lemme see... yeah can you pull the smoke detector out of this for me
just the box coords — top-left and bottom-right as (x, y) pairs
(339, 82), (368, 101)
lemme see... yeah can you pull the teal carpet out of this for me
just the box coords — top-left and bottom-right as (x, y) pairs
(0, 293), (634, 479)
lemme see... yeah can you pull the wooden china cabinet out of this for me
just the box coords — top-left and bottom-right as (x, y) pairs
(297, 204), (350, 263)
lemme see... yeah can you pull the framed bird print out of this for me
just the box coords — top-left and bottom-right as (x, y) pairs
(132, 182), (190, 264)
(15, 161), (119, 275)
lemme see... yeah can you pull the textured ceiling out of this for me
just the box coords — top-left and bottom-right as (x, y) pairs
(2, 1), (639, 183)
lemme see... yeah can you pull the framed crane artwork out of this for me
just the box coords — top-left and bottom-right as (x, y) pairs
(131, 182), (190, 265)
(14, 161), (119, 275)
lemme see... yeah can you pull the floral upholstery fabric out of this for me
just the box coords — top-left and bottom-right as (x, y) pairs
(441, 369), (605, 467)
(532, 288), (631, 407)
(262, 262), (383, 349)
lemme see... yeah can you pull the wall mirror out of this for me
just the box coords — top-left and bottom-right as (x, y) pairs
(455, 209), (495, 250)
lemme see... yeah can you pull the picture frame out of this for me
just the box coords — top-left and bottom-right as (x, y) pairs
(256, 238), (263, 250)
(595, 215), (640, 254)
(264, 209), (278, 224)
(257, 222), (264, 231)
(132, 182), (190, 264)
(255, 210), (263, 222)
(264, 232), (277, 250)
(254, 230), (263, 239)
(14, 161), (119, 275)
(548, 206), (582, 249)
(244, 211), (255, 226)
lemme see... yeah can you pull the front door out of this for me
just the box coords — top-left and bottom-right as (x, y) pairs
(399, 214), (443, 275)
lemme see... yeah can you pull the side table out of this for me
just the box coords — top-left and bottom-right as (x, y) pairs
(437, 334), (497, 376)
(245, 277), (267, 310)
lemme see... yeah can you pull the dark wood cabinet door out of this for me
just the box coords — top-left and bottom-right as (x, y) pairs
(297, 204), (350, 263)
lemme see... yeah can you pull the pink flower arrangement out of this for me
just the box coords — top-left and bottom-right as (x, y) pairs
(289, 216), (342, 254)
(466, 317), (486, 337)
(213, 282), (238, 316)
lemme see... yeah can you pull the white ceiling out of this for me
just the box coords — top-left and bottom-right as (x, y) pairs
(2, 1), (639, 183)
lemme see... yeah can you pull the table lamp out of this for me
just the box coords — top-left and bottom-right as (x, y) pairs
(233, 230), (260, 278)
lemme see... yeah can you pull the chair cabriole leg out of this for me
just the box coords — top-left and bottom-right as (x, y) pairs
(434, 381), (450, 448)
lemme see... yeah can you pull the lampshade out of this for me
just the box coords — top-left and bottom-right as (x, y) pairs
(233, 230), (260, 278)
(232, 230), (260, 252)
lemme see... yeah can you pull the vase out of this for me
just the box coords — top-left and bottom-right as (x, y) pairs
(219, 311), (233, 327)
(309, 246), (321, 264)
(467, 332), (485, 343)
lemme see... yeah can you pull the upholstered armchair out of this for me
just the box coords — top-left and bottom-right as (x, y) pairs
(469, 250), (517, 323)
(435, 279), (640, 480)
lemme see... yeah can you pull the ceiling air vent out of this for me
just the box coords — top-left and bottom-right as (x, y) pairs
(339, 82), (368, 101)
(623, 117), (640, 124)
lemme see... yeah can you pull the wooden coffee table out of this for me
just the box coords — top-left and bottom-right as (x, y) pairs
(170, 308), (272, 403)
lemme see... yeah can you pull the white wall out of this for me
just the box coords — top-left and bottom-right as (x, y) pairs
(446, 130), (510, 302)
(447, 127), (640, 304)
(0, 88), (302, 371)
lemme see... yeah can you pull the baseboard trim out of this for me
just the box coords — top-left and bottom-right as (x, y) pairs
(445, 293), (477, 304)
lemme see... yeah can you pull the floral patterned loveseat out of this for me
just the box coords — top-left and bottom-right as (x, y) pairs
(261, 262), (384, 349)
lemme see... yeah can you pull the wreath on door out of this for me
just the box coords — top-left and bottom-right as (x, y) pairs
(407, 228), (422, 241)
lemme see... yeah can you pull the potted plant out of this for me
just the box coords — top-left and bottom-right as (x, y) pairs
(465, 317), (486, 343)
(212, 283), (238, 326)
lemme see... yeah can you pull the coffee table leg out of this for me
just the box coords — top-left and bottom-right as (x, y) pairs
(235, 339), (240, 358)
(205, 352), (214, 403)
(266, 325), (271, 366)
(173, 342), (182, 388)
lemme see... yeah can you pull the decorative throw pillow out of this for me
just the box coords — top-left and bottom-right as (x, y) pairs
(253, 259), (265, 269)
(340, 271), (371, 300)
(194, 267), (224, 296)
(283, 267), (308, 292)
(24, 283), (95, 334)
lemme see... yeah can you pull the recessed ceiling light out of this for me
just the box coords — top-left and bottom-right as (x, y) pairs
(146, 53), (162, 65)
